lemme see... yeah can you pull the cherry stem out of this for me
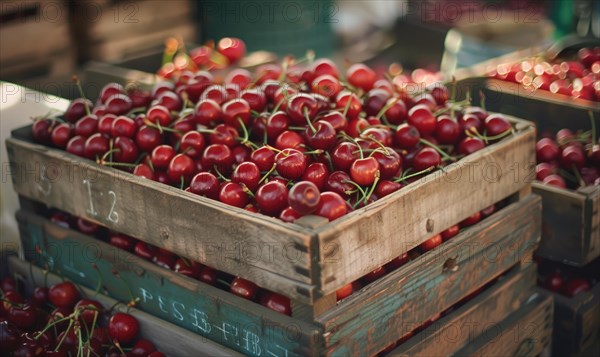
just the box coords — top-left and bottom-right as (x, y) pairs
(144, 120), (182, 134)
(242, 184), (256, 198)
(323, 150), (334, 172)
(394, 166), (435, 183)
(92, 263), (103, 295)
(126, 106), (146, 117)
(237, 117), (258, 149)
(265, 145), (285, 155)
(479, 89), (486, 112)
(180, 176), (185, 190)
(342, 179), (366, 197)
(353, 171), (380, 208)
(342, 93), (353, 118)
(419, 138), (456, 161)
(375, 97), (399, 120)
(272, 99), (285, 113)
(572, 164), (585, 188)
(54, 319), (74, 352)
(100, 161), (137, 168)
(112, 271), (137, 308)
(213, 166), (230, 182)
(259, 164), (277, 184)
(467, 127), (514, 144)
(302, 149), (324, 155)
(304, 107), (317, 134)
(379, 115), (397, 130)
(72, 76), (91, 116)
(339, 131), (364, 159)
(433, 98), (470, 117)
(99, 147), (120, 164)
(288, 126), (306, 131)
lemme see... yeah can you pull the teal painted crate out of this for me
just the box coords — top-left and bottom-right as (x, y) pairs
(17, 192), (540, 356)
(7, 256), (241, 357)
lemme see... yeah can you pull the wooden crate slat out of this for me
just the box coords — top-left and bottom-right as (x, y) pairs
(16, 210), (321, 357)
(8, 256), (242, 357)
(389, 263), (537, 356)
(454, 294), (553, 357)
(318, 194), (541, 356)
(316, 121), (535, 294)
(6, 131), (317, 302)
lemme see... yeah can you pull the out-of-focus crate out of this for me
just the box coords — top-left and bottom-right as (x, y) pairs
(0, 1), (75, 80)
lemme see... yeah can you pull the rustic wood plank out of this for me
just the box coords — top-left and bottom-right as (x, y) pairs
(317, 194), (541, 356)
(534, 183), (600, 266)
(389, 263), (537, 357)
(316, 118), (536, 294)
(291, 293), (337, 322)
(7, 133), (318, 302)
(539, 282), (600, 356)
(8, 256), (243, 357)
(455, 294), (553, 357)
(16, 210), (321, 356)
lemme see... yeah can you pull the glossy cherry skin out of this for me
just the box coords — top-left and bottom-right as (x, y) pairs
(314, 192), (347, 221)
(412, 147), (441, 172)
(64, 98), (93, 123)
(219, 182), (249, 208)
(484, 114), (511, 137)
(111, 116), (137, 138)
(331, 142), (359, 171)
(257, 291), (291, 315)
(458, 136), (486, 155)
(394, 123), (421, 149)
(441, 225), (460, 241)
(7, 303), (36, 330)
(222, 99), (252, 129)
(133, 241), (156, 260)
(275, 130), (305, 150)
(108, 312), (139, 344)
(286, 93), (319, 125)
(279, 206), (303, 222)
(256, 181), (289, 216)
(560, 145), (586, 169)
(372, 149), (402, 180)
(151, 145), (176, 170)
(202, 144), (234, 174)
(48, 282), (80, 309)
(305, 120), (337, 150)
(460, 212), (481, 227)
(536, 138), (560, 162)
(535, 162), (556, 181)
(383, 98), (408, 125)
(543, 174), (567, 188)
(232, 162), (261, 192)
(419, 234), (442, 252)
(50, 123), (73, 149)
(311, 74), (341, 98)
(408, 104), (437, 136)
(74, 114), (99, 138)
(174, 259), (203, 279)
(435, 115), (460, 145)
(217, 37), (246, 63)
(180, 131), (206, 159)
(562, 278), (590, 297)
(83, 133), (109, 160)
(167, 154), (195, 185)
(288, 181), (321, 215)
(350, 157), (380, 186)
(347, 63), (377, 91)
(74, 298), (103, 327)
(135, 125), (163, 152)
(335, 91), (362, 119)
(109, 233), (136, 251)
(130, 339), (157, 357)
(105, 93), (132, 116)
(544, 270), (564, 292)
(275, 148), (307, 180)
(146, 105), (172, 127)
(250, 146), (276, 172)
(230, 277), (259, 300)
(362, 266), (387, 284)
(302, 163), (329, 190)
(375, 180), (402, 198)
(194, 99), (222, 125)
(336, 283), (353, 301)
(113, 136), (139, 163)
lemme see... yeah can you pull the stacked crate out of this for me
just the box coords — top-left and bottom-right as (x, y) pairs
(0, 0), (75, 81)
(6, 100), (553, 355)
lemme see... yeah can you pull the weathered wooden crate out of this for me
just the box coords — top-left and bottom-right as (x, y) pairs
(455, 77), (600, 267)
(72, 0), (197, 62)
(538, 283), (600, 357)
(7, 256), (241, 357)
(0, 0), (75, 80)
(6, 115), (536, 307)
(451, 293), (553, 357)
(17, 191), (540, 356)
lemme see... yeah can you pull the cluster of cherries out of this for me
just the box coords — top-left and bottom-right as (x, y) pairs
(0, 276), (166, 356)
(490, 47), (600, 102)
(535, 127), (600, 189)
(537, 257), (598, 298)
(157, 37), (246, 79)
(47, 195), (499, 316)
(32, 51), (515, 224)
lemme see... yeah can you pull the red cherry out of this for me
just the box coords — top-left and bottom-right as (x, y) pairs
(560, 145), (586, 169)
(383, 98), (408, 125)
(562, 278), (590, 297)
(146, 105), (172, 127)
(64, 98), (93, 123)
(336, 283), (353, 301)
(217, 37), (246, 63)
(286, 93), (319, 125)
(544, 270), (564, 292)
(232, 162), (261, 191)
(74, 298), (103, 328)
(74, 114), (99, 138)
(109, 233), (136, 251)
(133, 241), (156, 260)
(151, 145), (176, 170)
(413, 147), (441, 172)
(362, 266), (387, 284)
(460, 212), (481, 227)
(256, 181), (289, 216)
(419, 234), (442, 252)
(347, 63), (377, 91)
(275, 130), (305, 150)
(222, 99), (251, 129)
(305, 120), (337, 150)
(287, 181), (321, 215)
(230, 277), (259, 300)
(100, 83), (126, 103)
(408, 104), (437, 136)
(198, 266), (218, 285)
(350, 157), (380, 186)
(259, 292), (291, 315)
(113, 136), (139, 163)
(279, 206), (303, 222)
(458, 136), (485, 155)
(111, 116), (137, 138)
(535, 162), (556, 181)
(194, 99), (222, 125)
(314, 192), (347, 221)
(311, 74), (341, 98)
(48, 282), (80, 309)
(302, 163), (329, 190)
(219, 182), (249, 208)
(275, 148), (307, 180)
(155, 91), (183, 112)
(332, 142), (360, 171)
(364, 88), (392, 117)
(441, 225), (460, 241)
(394, 123), (421, 149)
(240, 87), (267, 112)
(51, 123), (73, 148)
(105, 93), (132, 116)
(346, 117), (369, 138)
(31, 286), (48, 306)
(375, 180), (402, 198)
(372, 149), (401, 180)
(484, 114), (511, 137)
(250, 146), (276, 171)
(335, 91), (362, 119)
(435, 115), (460, 145)
(7, 303), (37, 330)
(543, 174), (566, 188)
(133, 163), (156, 180)
(180, 131), (206, 159)
(311, 58), (339, 79)
(202, 144), (234, 174)
(152, 250), (176, 270)
(135, 125), (163, 152)
(98, 114), (116, 136)
(174, 259), (203, 279)
(209, 124), (238, 148)
(76, 217), (99, 235)
(108, 312), (139, 344)
(130, 339), (157, 357)
(167, 154), (195, 185)
(83, 133), (109, 160)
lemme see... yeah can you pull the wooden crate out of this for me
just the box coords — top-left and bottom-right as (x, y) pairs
(451, 293), (553, 357)
(455, 76), (600, 267)
(6, 115), (536, 306)
(7, 256), (241, 357)
(538, 283), (600, 357)
(0, 0), (75, 80)
(73, 0), (197, 62)
(16, 191), (540, 356)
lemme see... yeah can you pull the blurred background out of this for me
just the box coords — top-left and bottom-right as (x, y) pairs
(0, 0), (599, 98)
